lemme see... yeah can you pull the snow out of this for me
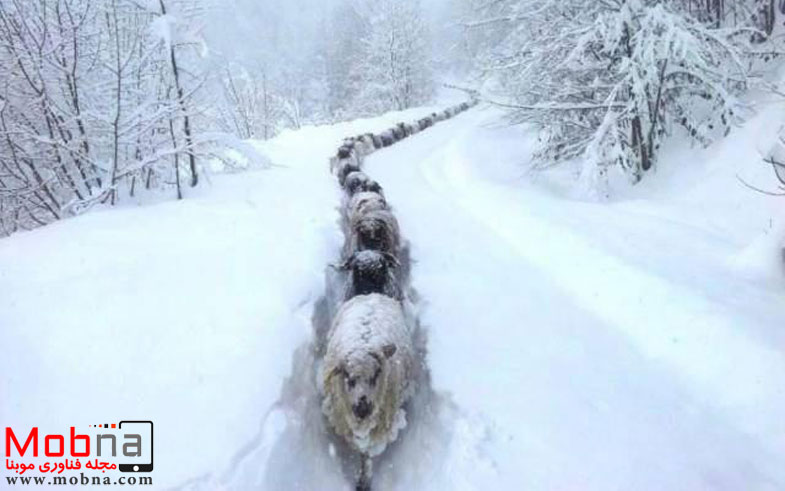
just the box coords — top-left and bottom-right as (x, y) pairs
(363, 104), (785, 489)
(0, 105), (447, 489)
(2, 97), (784, 490)
(150, 15), (175, 51)
(322, 293), (413, 456)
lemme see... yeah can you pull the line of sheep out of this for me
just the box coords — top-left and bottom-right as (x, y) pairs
(318, 99), (478, 491)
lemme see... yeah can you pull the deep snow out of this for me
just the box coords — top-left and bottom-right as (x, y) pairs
(364, 105), (785, 490)
(0, 105), (449, 490)
(2, 98), (784, 490)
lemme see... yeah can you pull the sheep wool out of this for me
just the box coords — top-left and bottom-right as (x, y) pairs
(321, 294), (415, 457)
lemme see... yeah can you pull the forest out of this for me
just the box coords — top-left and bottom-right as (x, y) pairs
(1, 0), (783, 234)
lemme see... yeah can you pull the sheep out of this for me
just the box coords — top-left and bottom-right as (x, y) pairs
(344, 171), (371, 196)
(343, 176), (384, 198)
(321, 293), (415, 462)
(371, 134), (383, 149)
(396, 122), (409, 138)
(364, 180), (383, 195)
(341, 189), (387, 242)
(346, 189), (386, 214)
(337, 160), (362, 186)
(391, 125), (404, 141)
(347, 209), (401, 257)
(357, 134), (376, 155)
(341, 250), (402, 301)
(350, 135), (372, 157)
(380, 130), (395, 147)
(338, 144), (355, 159)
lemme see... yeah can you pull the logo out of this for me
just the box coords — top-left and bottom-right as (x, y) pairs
(4, 421), (153, 476)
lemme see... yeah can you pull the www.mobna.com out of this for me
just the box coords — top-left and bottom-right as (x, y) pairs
(5, 473), (152, 486)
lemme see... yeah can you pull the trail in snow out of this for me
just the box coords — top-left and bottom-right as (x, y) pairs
(7, 100), (781, 490)
(184, 103), (785, 490)
(173, 101), (482, 491)
(364, 106), (785, 490)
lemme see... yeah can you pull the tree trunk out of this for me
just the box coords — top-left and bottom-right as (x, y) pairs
(159, 0), (198, 188)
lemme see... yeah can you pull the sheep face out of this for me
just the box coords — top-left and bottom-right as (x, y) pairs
(338, 161), (361, 186)
(353, 211), (399, 254)
(322, 294), (414, 456)
(365, 180), (383, 195)
(344, 250), (400, 300)
(326, 343), (398, 436)
(344, 171), (370, 195)
(337, 144), (354, 159)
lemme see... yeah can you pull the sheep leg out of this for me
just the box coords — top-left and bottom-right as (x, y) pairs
(356, 454), (373, 491)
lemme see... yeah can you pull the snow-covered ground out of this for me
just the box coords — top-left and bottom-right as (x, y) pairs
(364, 105), (785, 490)
(0, 106), (447, 490)
(2, 99), (785, 490)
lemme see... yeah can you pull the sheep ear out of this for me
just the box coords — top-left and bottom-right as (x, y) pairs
(328, 363), (346, 382)
(382, 252), (400, 268)
(336, 254), (355, 271)
(382, 344), (397, 359)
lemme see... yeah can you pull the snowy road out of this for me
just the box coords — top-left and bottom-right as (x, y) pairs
(364, 107), (785, 490)
(2, 103), (784, 491)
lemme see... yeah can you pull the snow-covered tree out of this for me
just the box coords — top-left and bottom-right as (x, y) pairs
(468, 0), (767, 192)
(0, 0), (214, 233)
(357, 0), (435, 112)
(323, 0), (435, 118)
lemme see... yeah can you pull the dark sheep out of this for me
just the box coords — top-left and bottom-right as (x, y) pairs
(364, 180), (383, 195)
(380, 130), (395, 147)
(397, 122), (409, 138)
(350, 209), (400, 256)
(391, 126), (404, 140)
(372, 134), (384, 149)
(337, 160), (362, 186)
(341, 250), (401, 300)
(337, 144), (354, 159)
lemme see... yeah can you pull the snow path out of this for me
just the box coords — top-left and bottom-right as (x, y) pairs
(0, 105), (453, 491)
(364, 107), (785, 490)
(3, 102), (783, 490)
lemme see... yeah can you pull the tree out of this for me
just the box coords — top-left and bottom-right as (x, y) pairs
(467, 0), (764, 193)
(322, 0), (435, 119)
(0, 0), (212, 234)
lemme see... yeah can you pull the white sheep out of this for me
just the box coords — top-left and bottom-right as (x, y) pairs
(355, 135), (376, 156)
(321, 293), (415, 458)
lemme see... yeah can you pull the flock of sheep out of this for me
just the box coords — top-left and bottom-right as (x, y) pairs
(318, 99), (478, 491)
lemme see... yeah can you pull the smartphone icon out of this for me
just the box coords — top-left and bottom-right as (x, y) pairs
(118, 421), (153, 472)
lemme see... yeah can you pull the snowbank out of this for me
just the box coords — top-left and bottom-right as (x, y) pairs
(365, 104), (785, 489)
(0, 105), (446, 489)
